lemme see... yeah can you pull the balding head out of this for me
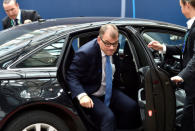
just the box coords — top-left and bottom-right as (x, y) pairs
(97, 24), (119, 56)
(99, 24), (119, 40)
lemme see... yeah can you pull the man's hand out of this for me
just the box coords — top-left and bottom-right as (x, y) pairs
(148, 41), (163, 51)
(171, 76), (184, 84)
(24, 19), (32, 24)
(79, 95), (94, 108)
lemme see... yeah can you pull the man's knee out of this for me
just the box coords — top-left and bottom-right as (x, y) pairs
(100, 110), (115, 130)
(103, 110), (115, 122)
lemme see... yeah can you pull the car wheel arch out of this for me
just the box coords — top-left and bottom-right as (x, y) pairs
(1, 103), (85, 131)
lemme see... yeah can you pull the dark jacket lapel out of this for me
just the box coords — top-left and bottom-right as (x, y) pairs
(184, 21), (195, 53)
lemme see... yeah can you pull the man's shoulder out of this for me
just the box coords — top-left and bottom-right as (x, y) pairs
(189, 26), (195, 39)
(75, 38), (100, 58)
(2, 16), (9, 23)
(78, 39), (98, 52)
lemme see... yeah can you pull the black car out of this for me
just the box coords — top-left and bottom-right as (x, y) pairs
(0, 17), (186, 131)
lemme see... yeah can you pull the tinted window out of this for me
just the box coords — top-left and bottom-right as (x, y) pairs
(71, 32), (98, 52)
(15, 39), (65, 68)
(143, 32), (184, 45)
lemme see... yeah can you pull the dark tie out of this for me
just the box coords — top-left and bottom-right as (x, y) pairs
(104, 55), (112, 106)
(14, 19), (19, 25)
(182, 30), (189, 53)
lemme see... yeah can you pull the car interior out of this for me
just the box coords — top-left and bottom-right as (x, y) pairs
(63, 30), (144, 131)
(63, 27), (185, 131)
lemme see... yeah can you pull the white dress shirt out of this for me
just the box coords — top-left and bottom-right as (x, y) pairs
(92, 50), (115, 96)
(77, 50), (115, 100)
(12, 9), (21, 25)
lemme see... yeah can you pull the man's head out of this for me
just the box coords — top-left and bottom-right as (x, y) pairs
(97, 24), (119, 56)
(3, 0), (19, 20)
(180, 0), (195, 19)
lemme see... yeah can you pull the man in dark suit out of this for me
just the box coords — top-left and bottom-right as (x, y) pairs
(148, 0), (195, 130)
(2, 0), (41, 29)
(66, 24), (140, 131)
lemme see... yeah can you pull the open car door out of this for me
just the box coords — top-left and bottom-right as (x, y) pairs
(138, 26), (186, 130)
(123, 26), (177, 131)
(57, 24), (177, 131)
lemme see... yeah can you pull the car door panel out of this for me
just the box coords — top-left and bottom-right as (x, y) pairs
(124, 26), (176, 131)
(138, 27), (186, 130)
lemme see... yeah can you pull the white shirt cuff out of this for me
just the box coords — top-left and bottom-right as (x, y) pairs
(159, 44), (166, 54)
(77, 93), (87, 100)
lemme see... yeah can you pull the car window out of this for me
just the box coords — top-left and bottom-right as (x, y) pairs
(118, 34), (127, 54)
(69, 30), (147, 69)
(15, 39), (65, 68)
(71, 32), (98, 52)
(143, 32), (184, 45)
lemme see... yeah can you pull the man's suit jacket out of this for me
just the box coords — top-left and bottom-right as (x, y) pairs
(166, 21), (195, 99)
(2, 9), (41, 29)
(66, 39), (120, 99)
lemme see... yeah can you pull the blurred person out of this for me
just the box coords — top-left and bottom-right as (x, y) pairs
(148, 0), (195, 130)
(66, 24), (141, 131)
(2, 0), (41, 29)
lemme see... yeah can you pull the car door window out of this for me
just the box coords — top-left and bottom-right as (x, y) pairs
(118, 33), (141, 100)
(142, 31), (184, 73)
(71, 32), (98, 52)
(142, 31), (184, 45)
(15, 39), (65, 68)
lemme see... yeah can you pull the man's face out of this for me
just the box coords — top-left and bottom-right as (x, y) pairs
(3, 1), (19, 20)
(180, 0), (190, 19)
(97, 30), (119, 56)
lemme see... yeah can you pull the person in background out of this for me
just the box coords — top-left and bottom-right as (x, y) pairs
(66, 24), (141, 131)
(148, 0), (195, 130)
(2, 0), (41, 29)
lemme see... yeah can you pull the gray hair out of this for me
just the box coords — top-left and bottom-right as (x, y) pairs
(99, 24), (119, 39)
(3, 0), (17, 4)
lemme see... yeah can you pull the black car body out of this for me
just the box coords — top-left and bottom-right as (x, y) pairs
(0, 17), (186, 131)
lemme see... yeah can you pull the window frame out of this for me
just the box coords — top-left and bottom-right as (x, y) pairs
(8, 36), (67, 69)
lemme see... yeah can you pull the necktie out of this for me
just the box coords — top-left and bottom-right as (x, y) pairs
(14, 19), (19, 25)
(104, 55), (112, 106)
(182, 30), (189, 53)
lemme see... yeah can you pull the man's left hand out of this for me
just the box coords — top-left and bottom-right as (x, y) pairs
(24, 19), (32, 24)
(171, 76), (184, 84)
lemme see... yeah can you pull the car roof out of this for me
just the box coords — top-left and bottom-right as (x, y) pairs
(1, 17), (186, 33)
(0, 17), (186, 60)
(0, 17), (186, 46)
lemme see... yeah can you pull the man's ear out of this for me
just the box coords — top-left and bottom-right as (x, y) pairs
(97, 36), (101, 44)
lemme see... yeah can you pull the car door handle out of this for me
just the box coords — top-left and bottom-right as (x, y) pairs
(138, 88), (146, 108)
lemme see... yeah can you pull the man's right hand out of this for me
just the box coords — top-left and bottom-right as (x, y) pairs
(79, 95), (94, 108)
(148, 41), (163, 51)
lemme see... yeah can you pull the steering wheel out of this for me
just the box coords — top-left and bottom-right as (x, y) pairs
(149, 48), (165, 67)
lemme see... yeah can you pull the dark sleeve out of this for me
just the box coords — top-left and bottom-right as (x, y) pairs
(166, 44), (182, 56)
(2, 17), (8, 29)
(2, 20), (6, 29)
(66, 51), (89, 98)
(178, 40), (195, 81)
(22, 10), (42, 22)
(31, 10), (41, 21)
